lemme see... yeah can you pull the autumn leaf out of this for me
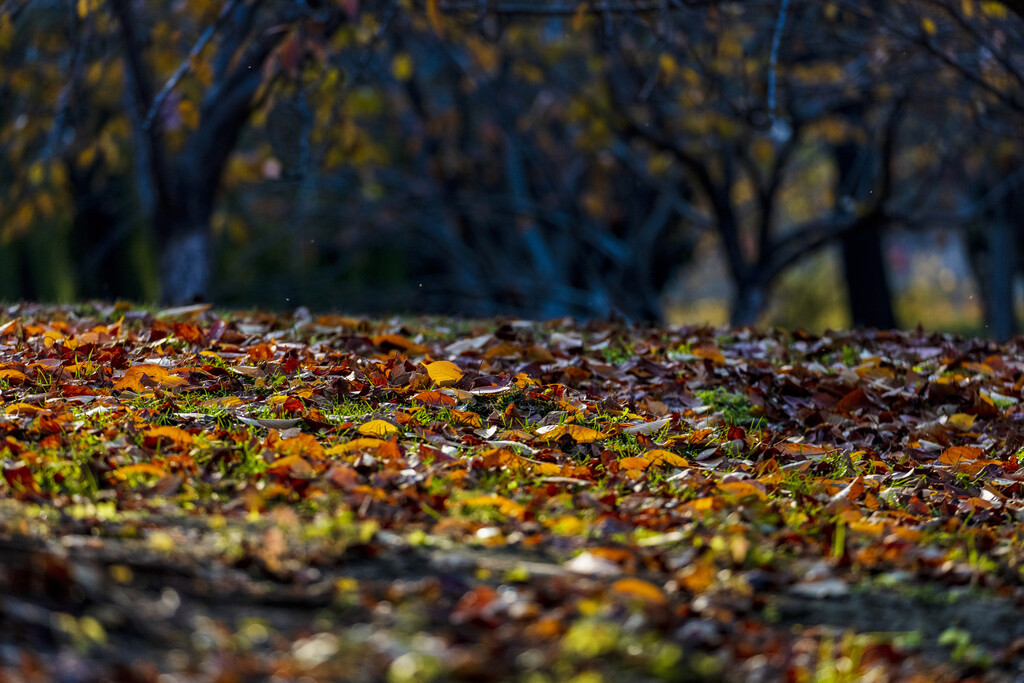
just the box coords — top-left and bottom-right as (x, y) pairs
(461, 494), (525, 518)
(537, 424), (606, 443)
(326, 437), (385, 455)
(114, 364), (188, 392)
(643, 449), (689, 467)
(717, 480), (767, 500)
(938, 445), (984, 466)
(358, 419), (400, 438)
(412, 390), (456, 407)
(142, 426), (194, 449)
(112, 463), (168, 480)
(610, 578), (667, 605)
(424, 360), (463, 386)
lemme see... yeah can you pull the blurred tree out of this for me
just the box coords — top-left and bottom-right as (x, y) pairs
(1, 0), (1021, 329)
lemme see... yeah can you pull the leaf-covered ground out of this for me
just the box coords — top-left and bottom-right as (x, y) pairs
(2, 304), (1024, 681)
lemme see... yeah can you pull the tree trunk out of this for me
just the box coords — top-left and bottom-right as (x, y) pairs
(840, 220), (896, 329)
(730, 281), (765, 327)
(986, 217), (1015, 340)
(158, 224), (212, 305)
(834, 142), (896, 329)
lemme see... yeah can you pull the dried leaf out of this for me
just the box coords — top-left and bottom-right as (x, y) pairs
(424, 360), (463, 386)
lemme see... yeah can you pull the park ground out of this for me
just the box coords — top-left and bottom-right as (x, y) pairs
(1, 303), (1024, 681)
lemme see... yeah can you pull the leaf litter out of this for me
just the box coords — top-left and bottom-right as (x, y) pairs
(0, 305), (1024, 679)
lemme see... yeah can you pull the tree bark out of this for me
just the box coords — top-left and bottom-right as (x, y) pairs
(731, 281), (765, 327)
(158, 225), (212, 304)
(840, 219), (896, 329)
(834, 142), (896, 329)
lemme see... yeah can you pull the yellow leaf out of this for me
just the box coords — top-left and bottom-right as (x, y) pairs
(644, 449), (689, 467)
(391, 52), (414, 81)
(357, 420), (399, 438)
(5, 402), (46, 415)
(540, 424), (606, 443)
(921, 16), (937, 35)
(980, 1), (1007, 18)
(531, 462), (562, 476)
(425, 360), (463, 386)
(147, 531), (176, 552)
(611, 578), (666, 605)
(113, 463), (167, 480)
(461, 494), (525, 517)
(717, 481), (767, 500)
(681, 497), (717, 513)
(326, 437), (385, 455)
(946, 413), (976, 431)
(548, 515), (586, 536)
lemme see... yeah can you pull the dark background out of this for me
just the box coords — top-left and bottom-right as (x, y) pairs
(1, 0), (1022, 336)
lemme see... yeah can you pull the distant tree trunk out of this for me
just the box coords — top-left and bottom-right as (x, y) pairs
(158, 222), (212, 304)
(731, 280), (765, 327)
(835, 142), (896, 329)
(986, 216), (1015, 340)
(840, 219), (896, 328)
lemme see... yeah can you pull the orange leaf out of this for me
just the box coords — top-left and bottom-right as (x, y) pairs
(113, 463), (167, 480)
(716, 480), (767, 500)
(0, 318), (21, 337)
(677, 558), (715, 592)
(142, 426), (194, 449)
(643, 449), (689, 467)
(531, 462), (562, 476)
(114, 364), (188, 392)
(412, 390), (457, 407)
(617, 456), (648, 470)
(266, 455), (314, 478)
(481, 448), (521, 470)
(692, 346), (726, 364)
(450, 409), (482, 428)
(938, 445), (984, 465)
(374, 334), (424, 353)
(326, 438), (385, 455)
(680, 497), (718, 514)
(611, 578), (666, 605)
(271, 433), (325, 459)
(0, 369), (28, 385)
(539, 424), (606, 443)
(777, 442), (837, 456)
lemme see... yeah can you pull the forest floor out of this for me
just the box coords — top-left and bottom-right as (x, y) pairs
(1, 303), (1024, 681)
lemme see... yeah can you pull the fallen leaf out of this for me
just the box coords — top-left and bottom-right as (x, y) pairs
(611, 578), (667, 605)
(424, 360), (464, 386)
(358, 420), (400, 438)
